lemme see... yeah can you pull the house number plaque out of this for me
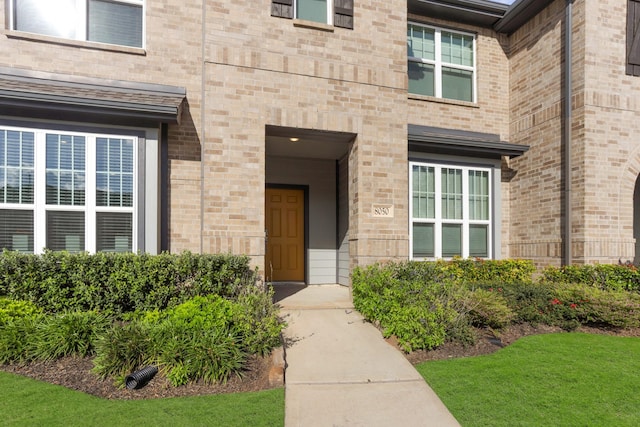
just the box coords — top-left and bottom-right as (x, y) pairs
(372, 204), (394, 218)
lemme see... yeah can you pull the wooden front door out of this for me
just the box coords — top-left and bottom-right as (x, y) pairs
(265, 187), (305, 281)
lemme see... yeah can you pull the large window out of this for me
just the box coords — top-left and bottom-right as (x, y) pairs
(410, 162), (491, 259)
(0, 125), (137, 253)
(11, 0), (144, 48)
(408, 23), (476, 102)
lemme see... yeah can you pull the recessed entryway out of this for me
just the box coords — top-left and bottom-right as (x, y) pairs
(265, 125), (355, 285)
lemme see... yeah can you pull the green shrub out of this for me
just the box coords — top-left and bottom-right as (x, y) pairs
(0, 298), (42, 325)
(462, 289), (514, 329)
(353, 264), (460, 352)
(29, 311), (109, 361)
(0, 250), (257, 316)
(475, 282), (555, 325)
(234, 287), (284, 356)
(542, 264), (640, 291)
(553, 284), (640, 329)
(93, 292), (282, 386)
(92, 321), (154, 381)
(444, 258), (536, 284)
(161, 295), (238, 330)
(354, 260), (640, 352)
(0, 315), (41, 364)
(143, 292), (284, 356)
(155, 321), (245, 386)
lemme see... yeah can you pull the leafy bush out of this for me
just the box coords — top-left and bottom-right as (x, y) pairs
(0, 298), (42, 325)
(93, 293), (283, 386)
(30, 311), (109, 361)
(542, 264), (640, 291)
(354, 260), (640, 353)
(0, 315), (41, 363)
(92, 321), (154, 381)
(552, 284), (640, 329)
(234, 288), (284, 356)
(353, 264), (460, 352)
(462, 288), (514, 329)
(155, 322), (245, 386)
(443, 258), (536, 284)
(0, 250), (257, 316)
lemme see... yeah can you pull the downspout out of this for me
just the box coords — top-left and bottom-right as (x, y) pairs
(564, 0), (574, 265)
(199, 0), (206, 253)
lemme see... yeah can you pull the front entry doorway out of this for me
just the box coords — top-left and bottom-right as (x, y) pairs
(265, 187), (305, 281)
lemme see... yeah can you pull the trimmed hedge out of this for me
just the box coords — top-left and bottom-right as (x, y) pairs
(542, 264), (640, 292)
(388, 259), (535, 285)
(0, 250), (256, 316)
(353, 259), (640, 352)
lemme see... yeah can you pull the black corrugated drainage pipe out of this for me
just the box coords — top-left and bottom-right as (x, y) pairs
(125, 366), (158, 390)
(564, 0), (574, 265)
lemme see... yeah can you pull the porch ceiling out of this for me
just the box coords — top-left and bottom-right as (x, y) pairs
(265, 125), (355, 160)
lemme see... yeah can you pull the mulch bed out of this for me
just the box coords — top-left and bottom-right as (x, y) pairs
(1, 354), (274, 400)
(3, 324), (639, 399)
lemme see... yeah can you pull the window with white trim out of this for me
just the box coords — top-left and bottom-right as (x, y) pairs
(0, 125), (137, 253)
(10, 0), (144, 48)
(407, 23), (476, 102)
(410, 162), (491, 259)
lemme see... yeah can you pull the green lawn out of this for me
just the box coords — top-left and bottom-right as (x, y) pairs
(417, 333), (640, 427)
(0, 371), (284, 426)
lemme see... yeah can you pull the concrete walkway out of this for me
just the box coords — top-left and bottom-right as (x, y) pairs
(277, 284), (460, 427)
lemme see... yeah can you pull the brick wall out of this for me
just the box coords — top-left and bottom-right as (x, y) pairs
(199, 0), (410, 270)
(507, 0), (570, 266)
(508, 0), (640, 265)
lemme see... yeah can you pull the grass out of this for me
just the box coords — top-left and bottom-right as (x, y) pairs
(0, 371), (284, 426)
(417, 333), (640, 426)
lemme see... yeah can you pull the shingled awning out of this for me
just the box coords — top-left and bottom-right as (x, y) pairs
(409, 124), (529, 159)
(0, 67), (186, 127)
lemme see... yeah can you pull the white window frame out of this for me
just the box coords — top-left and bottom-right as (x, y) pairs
(408, 22), (477, 102)
(8, 0), (145, 49)
(0, 124), (138, 254)
(295, 0), (333, 25)
(409, 161), (491, 260)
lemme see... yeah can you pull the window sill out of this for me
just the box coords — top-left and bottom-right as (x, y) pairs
(4, 30), (146, 56)
(292, 20), (335, 32)
(408, 93), (478, 108)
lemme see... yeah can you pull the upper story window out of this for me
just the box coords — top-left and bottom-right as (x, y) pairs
(297, 0), (332, 24)
(408, 23), (476, 102)
(271, 0), (353, 29)
(10, 0), (144, 48)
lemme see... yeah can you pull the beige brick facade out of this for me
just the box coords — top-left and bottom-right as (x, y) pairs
(508, 0), (640, 266)
(2, 0), (640, 278)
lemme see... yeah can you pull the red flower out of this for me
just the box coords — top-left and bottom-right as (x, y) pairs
(551, 298), (562, 305)
(570, 303), (577, 309)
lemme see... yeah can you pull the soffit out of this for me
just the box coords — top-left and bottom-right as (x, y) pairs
(0, 67), (186, 127)
(408, 124), (529, 159)
(408, 0), (556, 35)
(265, 125), (355, 160)
(494, 0), (556, 34)
(408, 0), (508, 28)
